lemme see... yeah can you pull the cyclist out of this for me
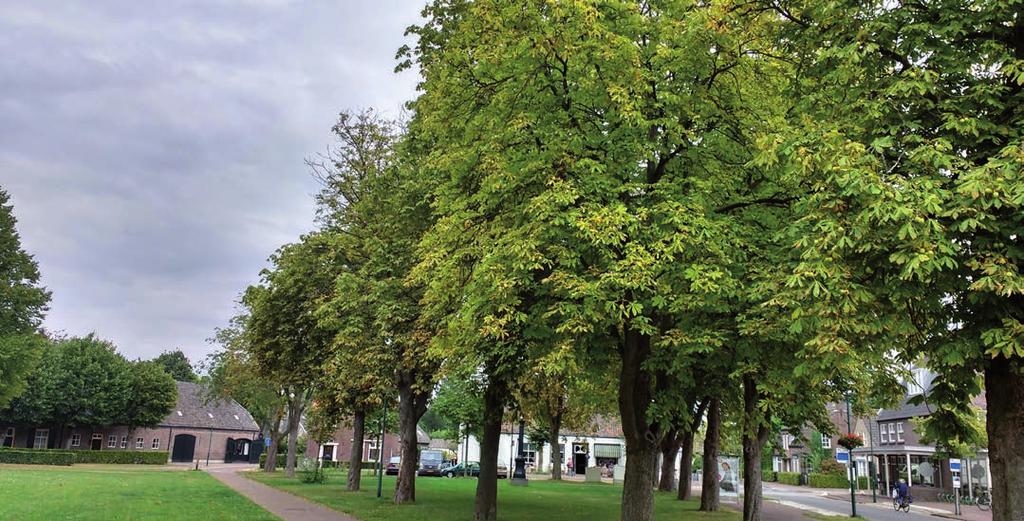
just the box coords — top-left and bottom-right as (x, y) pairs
(895, 478), (911, 507)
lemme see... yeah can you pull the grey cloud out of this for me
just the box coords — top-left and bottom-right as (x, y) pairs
(0, 0), (422, 364)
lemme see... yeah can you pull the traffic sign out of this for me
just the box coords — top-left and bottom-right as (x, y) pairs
(952, 476), (961, 488)
(836, 452), (850, 463)
(949, 458), (961, 472)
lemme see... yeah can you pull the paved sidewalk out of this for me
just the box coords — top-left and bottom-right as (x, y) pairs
(207, 467), (358, 521)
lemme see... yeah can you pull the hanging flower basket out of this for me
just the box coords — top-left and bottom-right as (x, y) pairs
(837, 433), (864, 450)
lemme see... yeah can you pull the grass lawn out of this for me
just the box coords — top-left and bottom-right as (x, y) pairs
(248, 469), (740, 521)
(0, 464), (277, 520)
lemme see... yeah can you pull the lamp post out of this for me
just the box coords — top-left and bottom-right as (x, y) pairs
(511, 419), (528, 486)
(377, 402), (386, 498)
(845, 397), (858, 518)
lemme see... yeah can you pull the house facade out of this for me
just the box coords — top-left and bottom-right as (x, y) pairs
(0, 381), (261, 464)
(458, 417), (633, 477)
(306, 422), (430, 464)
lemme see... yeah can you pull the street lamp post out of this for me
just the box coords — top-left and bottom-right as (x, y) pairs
(846, 397), (858, 518)
(511, 419), (528, 486)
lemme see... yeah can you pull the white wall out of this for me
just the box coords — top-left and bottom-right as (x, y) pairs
(457, 432), (632, 473)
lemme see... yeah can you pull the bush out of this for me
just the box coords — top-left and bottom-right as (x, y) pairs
(258, 450), (286, 466)
(71, 450), (167, 465)
(777, 472), (801, 485)
(0, 448), (75, 466)
(764, 472), (778, 482)
(808, 473), (850, 488)
(297, 457), (326, 483)
(857, 476), (869, 489)
(819, 459), (846, 474)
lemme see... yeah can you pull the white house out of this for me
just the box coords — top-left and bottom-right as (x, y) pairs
(456, 416), (690, 483)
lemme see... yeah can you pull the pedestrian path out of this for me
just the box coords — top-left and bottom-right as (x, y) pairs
(207, 467), (359, 521)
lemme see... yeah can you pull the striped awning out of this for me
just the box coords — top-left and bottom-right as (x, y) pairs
(594, 444), (622, 458)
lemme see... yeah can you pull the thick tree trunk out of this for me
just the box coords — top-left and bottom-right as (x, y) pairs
(741, 374), (770, 521)
(700, 398), (721, 512)
(677, 430), (696, 500)
(264, 412), (284, 472)
(619, 328), (659, 521)
(347, 410), (366, 491)
(985, 356), (1024, 521)
(285, 393), (303, 478)
(395, 373), (430, 504)
(658, 431), (680, 491)
(475, 378), (505, 521)
(265, 436), (279, 472)
(549, 409), (563, 481)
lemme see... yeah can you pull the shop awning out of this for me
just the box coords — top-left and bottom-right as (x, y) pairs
(594, 444), (622, 458)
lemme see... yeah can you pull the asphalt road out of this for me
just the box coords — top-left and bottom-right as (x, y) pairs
(762, 483), (938, 521)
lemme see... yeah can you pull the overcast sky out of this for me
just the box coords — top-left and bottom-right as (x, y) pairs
(0, 1), (422, 365)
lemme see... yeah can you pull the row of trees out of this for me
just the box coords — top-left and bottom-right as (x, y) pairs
(0, 188), (179, 438)
(219, 1), (1022, 520)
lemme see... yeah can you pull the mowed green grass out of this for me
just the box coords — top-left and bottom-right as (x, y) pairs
(249, 470), (740, 521)
(0, 465), (277, 520)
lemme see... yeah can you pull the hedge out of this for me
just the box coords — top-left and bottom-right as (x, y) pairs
(777, 472), (801, 485)
(72, 450), (167, 465)
(808, 473), (850, 488)
(764, 472), (777, 482)
(0, 448), (75, 466)
(260, 453), (381, 471)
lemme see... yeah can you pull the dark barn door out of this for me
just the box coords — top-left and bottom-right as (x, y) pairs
(249, 439), (264, 463)
(171, 434), (196, 462)
(225, 438), (236, 463)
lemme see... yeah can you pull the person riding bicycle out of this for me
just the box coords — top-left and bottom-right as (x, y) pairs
(895, 478), (911, 505)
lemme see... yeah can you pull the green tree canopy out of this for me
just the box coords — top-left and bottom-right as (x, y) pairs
(151, 349), (198, 382)
(0, 188), (51, 408)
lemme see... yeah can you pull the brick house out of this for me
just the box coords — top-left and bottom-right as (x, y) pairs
(0, 382), (261, 464)
(306, 421), (430, 464)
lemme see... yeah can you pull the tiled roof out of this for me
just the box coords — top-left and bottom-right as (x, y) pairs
(160, 382), (260, 432)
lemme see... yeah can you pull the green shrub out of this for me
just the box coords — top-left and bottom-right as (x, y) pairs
(0, 448), (75, 465)
(808, 473), (850, 488)
(258, 450), (286, 466)
(777, 472), (801, 485)
(297, 457), (326, 483)
(71, 450), (167, 465)
(857, 476), (869, 489)
(763, 472), (778, 482)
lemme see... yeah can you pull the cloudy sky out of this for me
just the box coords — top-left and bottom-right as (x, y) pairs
(1, 1), (422, 365)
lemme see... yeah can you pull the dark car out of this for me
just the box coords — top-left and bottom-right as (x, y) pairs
(385, 456), (401, 476)
(442, 461), (480, 478)
(417, 449), (447, 477)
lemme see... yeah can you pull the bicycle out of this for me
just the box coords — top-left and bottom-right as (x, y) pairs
(976, 490), (991, 511)
(893, 495), (912, 513)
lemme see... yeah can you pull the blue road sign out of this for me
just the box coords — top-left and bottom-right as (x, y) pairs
(836, 452), (850, 463)
(265, 437), (272, 447)
(950, 458), (961, 472)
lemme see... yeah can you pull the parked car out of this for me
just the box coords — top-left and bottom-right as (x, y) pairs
(385, 456), (401, 475)
(443, 462), (480, 478)
(497, 463), (508, 479)
(417, 449), (448, 476)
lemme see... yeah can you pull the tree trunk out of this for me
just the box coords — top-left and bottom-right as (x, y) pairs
(395, 373), (430, 505)
(549, 408), (563, 481)
(741, 374), (770, 521)
(475, 378), (505, 521)
(658, 431), (680, 491)
(618, 328), (658, 521)
(264, 411), (284, 472)
(285, 392), (303, 478)
(347, 409), (366, 491)
(985, 355), (1024, 521)
(700, 398), (721, 512)
(677, 430), (696, 500)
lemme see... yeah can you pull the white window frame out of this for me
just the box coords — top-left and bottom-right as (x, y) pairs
(135, 437), (144, 449)
(781, 434), (791, 450)
(120, 435), (128, 449)
(70, 433), (81, 447)
(108, 435), (116, 448)
(364, 440), (380, 462)
(896, 422), (904, 442)
(888, 423), (896, 443)
(33, 428), (49, 449)
(821, 435), (831, 449)
(152, 438), (160, 449)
